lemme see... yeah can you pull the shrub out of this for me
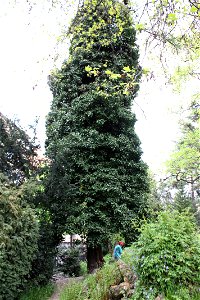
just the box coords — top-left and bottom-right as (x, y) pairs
(59, 247), (81, 277)
(133, 210), (200, 298)
(0, 174), (39, 300)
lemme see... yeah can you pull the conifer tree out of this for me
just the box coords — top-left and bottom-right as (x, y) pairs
(46, 0), (149, 272)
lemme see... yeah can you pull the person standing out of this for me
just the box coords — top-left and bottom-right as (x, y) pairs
(113, 241), (125, 260)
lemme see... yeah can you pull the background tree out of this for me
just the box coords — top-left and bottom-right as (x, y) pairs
(162, 100), (200, 223)
(46, 0), (149, 272)
(0, 112), (39, 184)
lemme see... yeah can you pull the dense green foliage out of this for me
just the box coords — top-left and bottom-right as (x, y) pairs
(21, 178), (57, 285)
(45, 0), (149, 258)
(0, 174), (39, 300)
(0, 113), (39, 184)
(132, 210), (200, 298)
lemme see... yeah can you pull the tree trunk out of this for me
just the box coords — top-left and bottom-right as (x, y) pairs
(87, 245), (104, 273)
(70, 234), (73, 247)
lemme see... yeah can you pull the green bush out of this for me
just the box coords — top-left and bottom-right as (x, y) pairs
(133, 210), (200, 298)
(59, 247), (81, 277)
(0, 174), (39, 300)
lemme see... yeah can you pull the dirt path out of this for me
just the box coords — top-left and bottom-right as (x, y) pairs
(49, 276), (84, 300)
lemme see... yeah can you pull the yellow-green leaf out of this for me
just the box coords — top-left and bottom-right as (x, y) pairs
(123, 66), (131, 73)
(110, 73), (121, 79)
(135, 23), (145, 31)
(190, 6), (198, 13)
(105, 70), (112, 75)
(85, 65), (92, 72)
(167, 13), (177, 22)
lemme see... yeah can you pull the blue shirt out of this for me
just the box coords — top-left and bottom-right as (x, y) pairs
(113, 244), (122, 260)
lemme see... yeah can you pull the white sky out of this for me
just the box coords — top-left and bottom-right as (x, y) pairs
(0, 0), (196, 175)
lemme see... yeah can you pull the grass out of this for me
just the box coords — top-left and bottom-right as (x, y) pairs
(79, 260), (87, 276)
(59, 261), (121, 300)
(19, 283), (54, 300)
(59, 280), (86, 300)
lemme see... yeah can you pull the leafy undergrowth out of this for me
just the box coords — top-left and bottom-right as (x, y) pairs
(18, 283), (54, 300)
(122, 210), (200, 300)
(59, 260), (121, 300)
(164, 287), (200, 300)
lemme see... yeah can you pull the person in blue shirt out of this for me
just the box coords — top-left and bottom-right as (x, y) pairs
(113, 241), (125, 260)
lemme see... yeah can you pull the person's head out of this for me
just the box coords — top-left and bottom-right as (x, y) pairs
(118, 241), (125, 248)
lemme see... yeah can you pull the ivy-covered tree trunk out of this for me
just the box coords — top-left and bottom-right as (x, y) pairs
(46, 0), (149, 272)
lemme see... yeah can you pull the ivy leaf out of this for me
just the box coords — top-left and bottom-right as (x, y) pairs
(110, 73), (121, 79)
(123, 66), (131, 73)
(167, 13), (177, 22)
(135, 23), (145, 31)
(105, 69), (112, 75)
(190, 6), (198, 13)
(85, 65), (92, 72)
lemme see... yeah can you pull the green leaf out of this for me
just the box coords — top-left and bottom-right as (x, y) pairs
(135, 23), (145, 31)
(110, 73), (121, 79)
(105, 69), (112, 75)
(85, 65), (92, 72)
(167, 13), (177, 22)
(123, 66), (131, 73)
(190, 6), (198, 13)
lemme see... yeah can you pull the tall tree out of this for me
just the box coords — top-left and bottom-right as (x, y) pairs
(46, 0), (149, 272)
